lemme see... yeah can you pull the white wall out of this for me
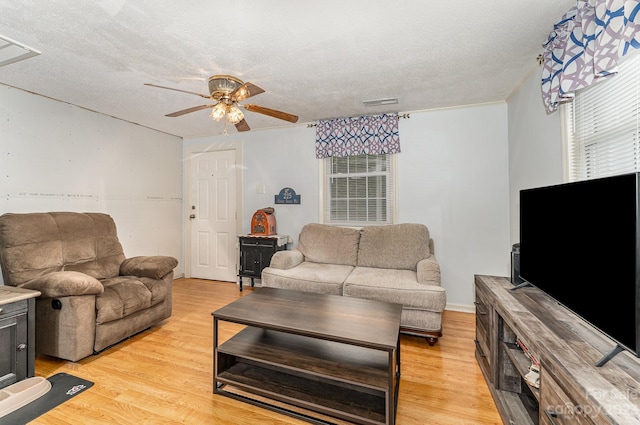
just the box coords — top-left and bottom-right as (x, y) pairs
(185, 103), (511, 311)
(239, 125), (320, 240)
(398, 104), (511, 310)
(507, 69), (564, 245)
(0, 85), (184, 283)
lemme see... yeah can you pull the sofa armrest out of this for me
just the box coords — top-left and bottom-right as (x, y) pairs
(19, 271), (104, 298)
(268, 249), (304, 270)
(120, 256), (178, 279)
(417, 256), (441, 285)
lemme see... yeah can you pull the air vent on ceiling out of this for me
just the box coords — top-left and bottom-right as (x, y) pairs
(362, 98), (398, 107)
(0, 34), (41, 67)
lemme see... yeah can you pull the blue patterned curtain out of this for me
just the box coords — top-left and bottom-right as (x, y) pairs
(541, 0), (640, 113)
(314, 113), (400, 159)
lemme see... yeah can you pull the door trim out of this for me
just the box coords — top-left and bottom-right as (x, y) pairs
(183, 140), (243, 279)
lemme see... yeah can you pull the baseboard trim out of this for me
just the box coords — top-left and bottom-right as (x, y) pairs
(445, 303), (474, 314)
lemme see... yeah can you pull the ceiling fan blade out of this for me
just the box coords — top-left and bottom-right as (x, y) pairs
(243, 104), (299, 123)
(235, 119), (251, 132)
(230, 82), (265, 102)
(165, 104), (214, 117)
(144, 83), (210, 99)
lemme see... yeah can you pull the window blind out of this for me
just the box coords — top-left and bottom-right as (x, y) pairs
(563, 51), (640, 181)
(322, 154), (395, 226)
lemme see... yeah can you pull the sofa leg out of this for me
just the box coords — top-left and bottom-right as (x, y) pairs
(400, 327), (443, 345)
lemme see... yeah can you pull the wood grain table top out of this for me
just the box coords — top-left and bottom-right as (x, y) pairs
(213, 287), (402, 351)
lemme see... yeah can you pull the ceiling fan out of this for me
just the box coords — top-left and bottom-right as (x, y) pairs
(145, 75), (299, 132)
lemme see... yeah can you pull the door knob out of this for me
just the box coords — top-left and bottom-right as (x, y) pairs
(189, 214), (196, 219)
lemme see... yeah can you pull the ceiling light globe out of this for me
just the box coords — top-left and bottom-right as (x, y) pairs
(227, 105), (244, 124)
(210, 103), (227, 121)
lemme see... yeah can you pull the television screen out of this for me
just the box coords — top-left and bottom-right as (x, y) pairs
(519, 172), (639, 357)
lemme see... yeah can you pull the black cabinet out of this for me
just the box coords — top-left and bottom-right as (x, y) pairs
(238, 235), (288, 291)
(0, 287), (40, 389)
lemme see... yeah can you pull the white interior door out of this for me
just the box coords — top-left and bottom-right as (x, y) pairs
(189, 149), (237, 281)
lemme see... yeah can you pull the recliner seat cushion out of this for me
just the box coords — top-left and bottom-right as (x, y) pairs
(96, 276), (169, 324)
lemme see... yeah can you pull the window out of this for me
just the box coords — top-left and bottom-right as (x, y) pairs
(321, 154), (396, 226)
(562, 51), (640, 181)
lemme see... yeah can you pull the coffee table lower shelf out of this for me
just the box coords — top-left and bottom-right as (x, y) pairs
(214, 327), (398, 425)
(216, 362), (386, 424)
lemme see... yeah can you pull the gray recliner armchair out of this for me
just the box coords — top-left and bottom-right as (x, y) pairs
(0, 212), (178, 362)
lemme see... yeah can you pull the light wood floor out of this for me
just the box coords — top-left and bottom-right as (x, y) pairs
(32, 278), (501, 425)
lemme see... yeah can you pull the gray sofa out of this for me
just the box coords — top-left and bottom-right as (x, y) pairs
(261, 223), (446, 344)
(0, 212), (178, 362)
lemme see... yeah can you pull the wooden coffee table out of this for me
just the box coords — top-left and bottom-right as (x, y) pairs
(212, 287), (402, 425)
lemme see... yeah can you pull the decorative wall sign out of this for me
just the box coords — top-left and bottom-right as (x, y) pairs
(275, 187), (301, 204)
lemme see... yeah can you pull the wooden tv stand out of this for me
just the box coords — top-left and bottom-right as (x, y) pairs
(475, 275), (640, 424)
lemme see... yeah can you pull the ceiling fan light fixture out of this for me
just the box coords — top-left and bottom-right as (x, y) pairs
(208, 75), (243, 98)
(148, 74), (297, 132)
(210, 102), (227, 121)
(226, 104), (244, 124)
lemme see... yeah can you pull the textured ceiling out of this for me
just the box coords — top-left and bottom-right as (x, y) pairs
(0, 1), (573, 138)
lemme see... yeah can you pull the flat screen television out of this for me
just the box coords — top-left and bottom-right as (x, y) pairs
(519, 172), (640, 366)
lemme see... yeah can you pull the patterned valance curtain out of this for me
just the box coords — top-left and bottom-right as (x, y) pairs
(314, 113), (400, 159)
(541, 0), (640, 113)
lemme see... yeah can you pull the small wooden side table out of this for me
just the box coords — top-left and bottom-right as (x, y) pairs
(0, 286), (40, 389)
(237, 234), (289, 291)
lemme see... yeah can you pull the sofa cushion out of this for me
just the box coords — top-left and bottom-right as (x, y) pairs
(0, 213), (65, 285)
(344, 266), (446, 312)
(96, 276), (168, 324)
(297, 224), (360, 266)
(54, 212), (125, 279)
(261, 261), (353, 295)
(0, 241), (64, 286)
(357, 223), (431, 271)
